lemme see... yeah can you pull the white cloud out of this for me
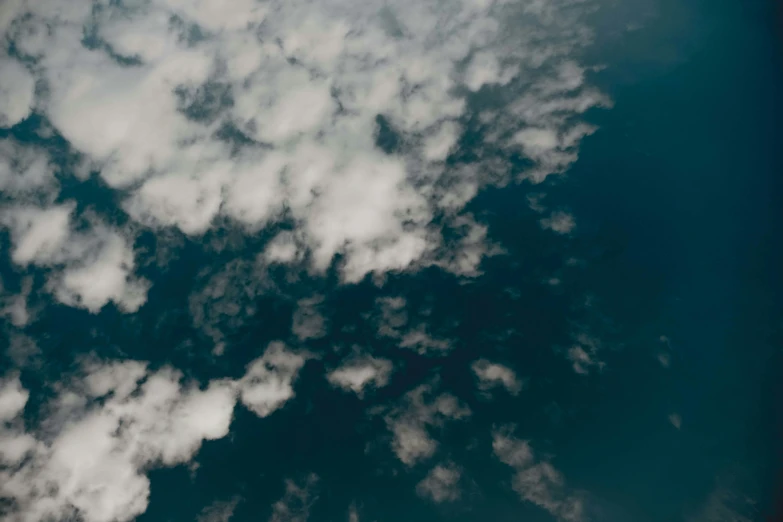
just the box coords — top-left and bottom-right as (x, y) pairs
(492, 427), (584, 522)
(54, 231), (151, 314)
(239, 342), (306, 417)
(263, 231), (303, 265)
(0, 57), (35, 128)
(0, 374), (28, 423)
(668, 413), (682, 430)
(0, 0), (607, 305)
(327, 355), (393, 396)
(385, 384), (470, 466)
(2, 204), (74, 266)
(0, 345), (305, 522)
(0, 204), (150, 313)
(416, 462), (462, 503)
(540, 211), (576, 235)
(471, 359), (524, 395)
(0, 140), (56, 196)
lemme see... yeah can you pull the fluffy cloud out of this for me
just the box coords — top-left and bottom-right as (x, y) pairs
(238, 342), (307, 417)
(416, 462), (462, 503)
(1, 204), (150, 313)
(540, 211), (577, 235)
(0, 0), (607, 311)
(492, 427), (584, 522)
(0, 140), (56, 196)
(0, 57), (35, 128)
(384, 383), (470, 466)
(327, 354), (393, 396)
(471, 359), (524, 395)
(0, 342), (305, 522)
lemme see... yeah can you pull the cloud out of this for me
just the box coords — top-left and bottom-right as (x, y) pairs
(0, 57), (35, 128)
(2, 205), (73, 266)
(197, 498), (240, 522)
(384, 383), (470, 466)
(0, 342), (305, 522)
(375, 297), (452, 356)
(327, 355), (393, 396)
(0, 203), (150, 313)
(668, 413), (682, 430)
(471, 359), (524, 395)
(0, 139), (57, 197)
(416, 462), (462, 503)
(492, 426), (584, 522)
(566, 333), (604, 375)
(0, 0), (607, 312)
(540, 211), (576, 235)
(238, 342), (307, 418)
(269, 474), (319, 522)
(0, 374), (28, 423)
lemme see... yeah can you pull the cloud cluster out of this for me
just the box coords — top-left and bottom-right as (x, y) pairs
(384, 383), (471, 466)
(492, 426), (584, 521)
(0, 0), (607, 314)
(416, 462), (463, 503)
(0, 342), (305, 522)
(0, 139), (149, 313)
(471, 359), (524, 395)
(375, 297), (452, 355)
(327, 354), (393, 397)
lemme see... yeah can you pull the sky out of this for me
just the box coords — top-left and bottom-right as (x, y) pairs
(0, 1), (781, 522)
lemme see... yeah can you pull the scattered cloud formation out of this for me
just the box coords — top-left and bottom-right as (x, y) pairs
(375, 297), (452, 355)
(566, 333), (604, 375)
(1, 203), (149, 313)
(327, 354), (393, 396)
(0, 0), (607, 314)
(0, 342), (305, 522)
(385, 383), (471, 466)
(471, 359), (524, 395)
(493, 426), (584, 522)
(416, 462), (462, 503)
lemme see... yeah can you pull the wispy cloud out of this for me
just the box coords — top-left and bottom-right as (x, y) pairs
(384, 383), (471, 466)
(492, 426), (585, 522)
